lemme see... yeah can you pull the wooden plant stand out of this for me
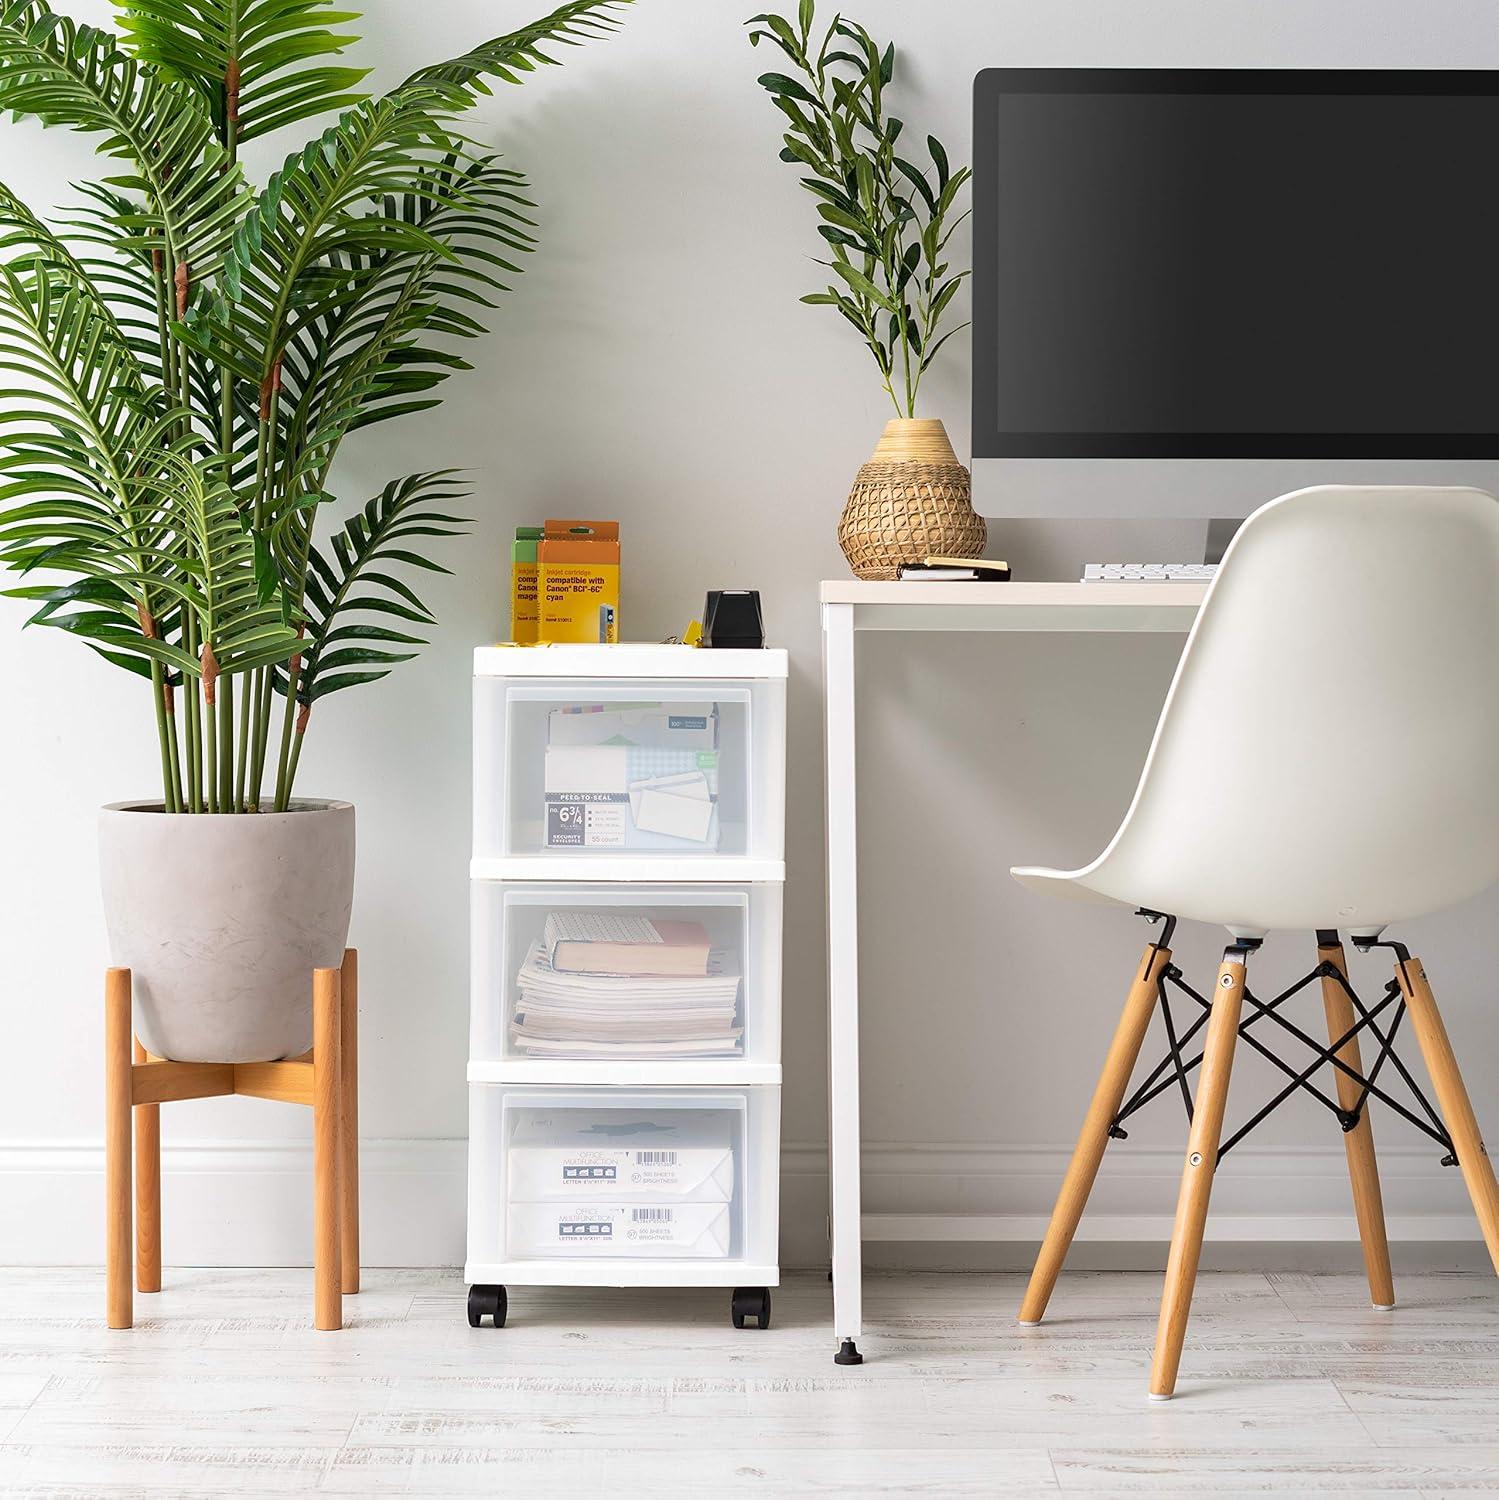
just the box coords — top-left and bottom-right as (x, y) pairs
(104, 949), (360, 1331)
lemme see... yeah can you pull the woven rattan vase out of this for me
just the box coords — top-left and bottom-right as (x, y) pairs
(838, 418), (986, 579)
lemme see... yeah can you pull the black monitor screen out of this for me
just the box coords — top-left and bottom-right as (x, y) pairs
(972, 70), (1499, 458)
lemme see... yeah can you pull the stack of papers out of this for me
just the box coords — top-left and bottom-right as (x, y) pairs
(505, 1110), (737, 1258)
(507, 1110), (736, 1200)
(510, 941), (743, 1058)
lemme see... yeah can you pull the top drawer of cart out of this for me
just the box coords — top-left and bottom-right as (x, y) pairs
(472, 649), (787, 867)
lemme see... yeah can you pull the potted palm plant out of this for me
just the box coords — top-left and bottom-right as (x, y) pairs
(0, 0), (628, 1061)
(748, 2), (981, 579)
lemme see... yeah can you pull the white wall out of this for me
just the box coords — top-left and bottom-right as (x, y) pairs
(4, 0), (1499, 1267)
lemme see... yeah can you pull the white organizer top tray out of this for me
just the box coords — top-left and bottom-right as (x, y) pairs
(474, 644), (788, 679)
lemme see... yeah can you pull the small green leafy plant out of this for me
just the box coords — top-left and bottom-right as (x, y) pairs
(0, 0), (628, 812)
(747, 2), (971, 417)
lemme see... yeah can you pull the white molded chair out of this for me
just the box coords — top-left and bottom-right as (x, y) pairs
(1013, 485), (1499, 1400)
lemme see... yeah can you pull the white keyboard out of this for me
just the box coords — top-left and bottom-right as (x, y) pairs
(1082, 563), (1218, 582)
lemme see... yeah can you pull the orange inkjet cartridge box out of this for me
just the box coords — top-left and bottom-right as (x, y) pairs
(538, 520), (620, 643)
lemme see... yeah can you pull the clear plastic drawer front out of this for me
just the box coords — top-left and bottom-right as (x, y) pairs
(473, 678), (786, 862)
(470, 882), (782, 1068)
(468, 1086), (779, 1268)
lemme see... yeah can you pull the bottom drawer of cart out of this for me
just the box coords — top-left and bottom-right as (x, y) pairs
(467, 1084), (780, 1267)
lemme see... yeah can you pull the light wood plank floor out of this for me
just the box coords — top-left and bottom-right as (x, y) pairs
(0, 1268), (1497, 1495)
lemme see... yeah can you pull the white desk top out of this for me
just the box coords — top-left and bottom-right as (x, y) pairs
(820, 579), (1208, 632)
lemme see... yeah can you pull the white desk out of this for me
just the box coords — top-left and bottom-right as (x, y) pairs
(820, 580), (1207, 1364)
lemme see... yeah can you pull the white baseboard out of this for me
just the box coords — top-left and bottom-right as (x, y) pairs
(0, 1139), (466, 1268)
(0, 1138), (1480, 1268)
(802, 1140), (1483, 1244)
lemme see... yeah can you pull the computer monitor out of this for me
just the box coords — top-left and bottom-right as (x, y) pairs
(971, 69), (1499, 520)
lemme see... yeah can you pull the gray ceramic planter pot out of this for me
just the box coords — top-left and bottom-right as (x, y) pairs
(98, 800), (355, 1062)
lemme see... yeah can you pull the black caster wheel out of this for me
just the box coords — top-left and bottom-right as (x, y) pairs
(731, 1285), (771, 1329)
(467, 1284), (507, 1328)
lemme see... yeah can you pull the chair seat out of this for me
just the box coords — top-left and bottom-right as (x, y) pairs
(1010, 864), (1127, 907)
(1009, 863), (1389, 938)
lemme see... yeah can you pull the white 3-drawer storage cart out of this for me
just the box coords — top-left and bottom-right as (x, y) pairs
(466, 643), (787, 1330)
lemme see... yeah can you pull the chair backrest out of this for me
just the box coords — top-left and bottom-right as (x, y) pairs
(1083, 485), (1499, 934)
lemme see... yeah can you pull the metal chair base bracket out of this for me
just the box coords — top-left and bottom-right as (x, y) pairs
(1109, 934), (1456, 1169)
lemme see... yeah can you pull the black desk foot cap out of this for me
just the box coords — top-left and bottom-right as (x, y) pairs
(834, 1339), (863, 1366)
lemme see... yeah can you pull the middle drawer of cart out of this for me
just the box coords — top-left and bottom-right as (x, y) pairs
(470, 880), (783, 1070)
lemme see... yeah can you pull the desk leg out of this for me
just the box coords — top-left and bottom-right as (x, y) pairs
(823, 602), (864, 1365)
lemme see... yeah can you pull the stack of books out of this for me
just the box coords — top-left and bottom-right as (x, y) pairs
(510, 913), (743, 1058)
(896, 555), (1012, 581)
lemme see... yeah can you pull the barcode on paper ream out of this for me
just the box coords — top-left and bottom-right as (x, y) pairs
(635, 1150), (678, 1166)
(631, 1208), (673, 1223)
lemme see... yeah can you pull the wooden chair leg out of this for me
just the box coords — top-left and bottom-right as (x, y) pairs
(312, 965), (343, 1330)
(1396, 955), (1499, 1275)
(105, 968), (133, 1330)
(339, 948), (360, 1296)
(1019, 940), (1171, 1324)
(1318, 935), (1394, 1309)
(1149, 945), (1247, 1400)
(133, 1037), (162, 1295)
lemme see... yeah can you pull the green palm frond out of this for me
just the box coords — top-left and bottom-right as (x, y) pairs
(275, 150), (536, 483)
(111, 0), (370, 145)
(399, 0), (629, 106)
(179, 96), (473, 390)
(50, 183), (176, 388)
(0, 212), (199, 676)
(149, 451), (305, 674)
(0, 0), (250, 272)
(0, 182), (138, 372)
(294, 470), (468, 704)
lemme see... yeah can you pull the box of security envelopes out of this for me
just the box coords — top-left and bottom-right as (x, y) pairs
(543, 704), (721, 850)
(506, 1109), (736, 1203)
